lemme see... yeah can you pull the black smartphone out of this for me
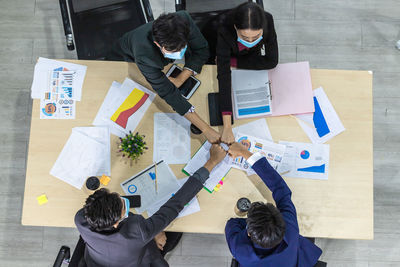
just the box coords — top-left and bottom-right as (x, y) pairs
(122, 195), (141, 208)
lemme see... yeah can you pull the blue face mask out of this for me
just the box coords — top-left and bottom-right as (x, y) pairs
(163, 45), (187, 60)
(121, 197), (130, 220)
(237, 36), (263, 48)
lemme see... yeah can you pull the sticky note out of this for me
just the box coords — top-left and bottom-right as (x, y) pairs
(100, 175), (111, 185)
(37, 194), (48, 205)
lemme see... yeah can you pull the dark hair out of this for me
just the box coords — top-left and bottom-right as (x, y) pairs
(83, 188), (123, 232)
(246, 202), (286, 248)
(152, 13), (190, 52)
(233, 2), (266, 30)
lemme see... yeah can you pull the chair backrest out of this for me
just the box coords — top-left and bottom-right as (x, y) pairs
(65, 0), (153, 59)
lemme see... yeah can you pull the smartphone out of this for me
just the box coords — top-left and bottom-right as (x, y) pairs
(122, 195), (141, 208)
(166, 65), (201, 99)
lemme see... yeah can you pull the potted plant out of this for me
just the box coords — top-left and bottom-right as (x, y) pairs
(118, 131), (148, 161)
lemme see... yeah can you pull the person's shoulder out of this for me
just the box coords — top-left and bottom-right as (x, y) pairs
(263, 11), (274, 22)
(175, 10), (192, 22)
(74, 208), (85, 224)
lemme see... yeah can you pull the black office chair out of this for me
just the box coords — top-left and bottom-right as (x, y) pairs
(59, 0), (154, 59)
(174, 0), (264, 64)
(54, 236), (86, 267)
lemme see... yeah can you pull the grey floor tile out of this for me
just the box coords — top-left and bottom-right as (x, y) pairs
(0, 39), (33, 64)
(0, 194), (23, 224)
(373, 72), (400, 98)
(275, 20), (361, 46)
(0, 0), (35, 17)
(362, 21), (400, 47)
(374, 204), (400, 234)
(180, 233), (232, 257)
(295, 0), (400, 21)
(317, 260), (369, 267)
(263, 0), (295, 20)
(149, 0), (166, 18)
(278, 44), (297, 63)
(0, 64), (35, 89)
(41, 227), (80, 263)
(297, 45), (400, 72)
(0, 224), (43, 256)
(34, 0), (61, 17)
(33, 39), (77, 62)
(369, 262), (400, 267)
(167, 255), (231, 267)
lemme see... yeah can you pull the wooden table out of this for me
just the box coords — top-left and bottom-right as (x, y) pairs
(22, 60), (373, 240)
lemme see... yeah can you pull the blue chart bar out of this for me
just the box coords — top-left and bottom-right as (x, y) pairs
(63, 87), (73, 97)
(238, 105), (270, 116)
(313, 97), (330, 137)
(297, 164), (326, 173)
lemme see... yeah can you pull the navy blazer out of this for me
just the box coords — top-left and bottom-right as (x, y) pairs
(225, 157), (322, 267)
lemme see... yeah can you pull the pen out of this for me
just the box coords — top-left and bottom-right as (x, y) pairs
(154, 162), (158, 194)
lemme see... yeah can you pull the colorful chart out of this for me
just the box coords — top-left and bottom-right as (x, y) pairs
(63, 87), (73, 97)
(313, 97), (330, 137)
(300, 150), (310, 159)
(42, 103), (56, 116)
(297, 164), (325, 173)
(111, 88), (149, 128)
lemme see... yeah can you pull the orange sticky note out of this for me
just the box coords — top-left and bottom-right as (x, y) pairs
(100, 175), (111, 186)
(37, 194), (48, 205)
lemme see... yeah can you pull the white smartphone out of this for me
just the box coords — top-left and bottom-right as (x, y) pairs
(166, 65), (201, 100)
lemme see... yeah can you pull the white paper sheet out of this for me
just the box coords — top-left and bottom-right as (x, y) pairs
(183, 141), (231, 193)
(278, 141), (329, 180)
(230, 133), (286, 176)
(296, 87), (345, 144)
(92, 78), (156, 137)
(50, 127), (110, 189)
(120, 161), (181, 214)
(232, 119), (273, 141)
(146, 177), (201, 218)
(31, 57), (86, 100)
(153, 113), (191, 164)
(232, 69), (272, 119)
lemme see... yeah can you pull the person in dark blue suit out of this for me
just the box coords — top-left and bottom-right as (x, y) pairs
(225, 142), (323, 267)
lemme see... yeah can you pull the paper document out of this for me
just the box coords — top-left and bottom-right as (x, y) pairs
(31, 57), (86, 100)
(153, 113), (191, 164)
(183, 141), (231, 193)
(232, 69), (272, 119)
(232, 119), (273, 141)
(295, 87), (345, 144)
(50, 127), (111, 189)
(268, 61), (314, 116)
(93, 78), (156, 137)
(278, 141), (329, 180)
(146, 177), (201, 218)
(120, 161), (180, 214)
(230, 133), (286, 176)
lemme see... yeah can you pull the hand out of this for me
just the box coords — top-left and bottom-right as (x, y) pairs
(221, 127), (235, 145)
(154, 231), (167, 251)
(204, 144), (227, 172)
(228, 142), (252, 160)
(203, 126), (221, 144)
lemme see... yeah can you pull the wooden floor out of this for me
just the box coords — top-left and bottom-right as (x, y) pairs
(0, 0), (399, 266)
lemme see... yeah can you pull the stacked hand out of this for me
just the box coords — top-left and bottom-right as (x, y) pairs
(154, 231), (167, 251)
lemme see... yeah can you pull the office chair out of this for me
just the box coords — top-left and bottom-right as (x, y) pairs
(174, 0), (264, 64)
(59, 0), (154, 60)
(54, 236), (86, 267)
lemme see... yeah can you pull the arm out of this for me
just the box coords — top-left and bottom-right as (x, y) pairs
(236, 14), (278, 70)
(138, 145), (227, 243)
(184, 111), (220, 144)
(179, 11), (210, 74)
(136, 61), (192, 115)
(228, 143), (298, 229)
(224, 218), (247, 257)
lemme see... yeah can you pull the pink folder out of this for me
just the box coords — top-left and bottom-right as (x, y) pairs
(269, 61), (314, 116)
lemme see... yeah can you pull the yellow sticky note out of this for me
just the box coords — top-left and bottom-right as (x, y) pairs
(100, 175), (111, 186)
(37, 194), (48, 205)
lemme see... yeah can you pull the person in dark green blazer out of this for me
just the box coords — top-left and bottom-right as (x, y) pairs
(108, 11), (220, 143)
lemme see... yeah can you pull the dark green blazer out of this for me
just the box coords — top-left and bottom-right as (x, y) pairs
(111, 11), (209, 115)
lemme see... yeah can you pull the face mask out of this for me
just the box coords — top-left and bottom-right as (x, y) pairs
(237, 36), (263, 48)
(163, 45), (187, 60)
(121, 197), (130, 220)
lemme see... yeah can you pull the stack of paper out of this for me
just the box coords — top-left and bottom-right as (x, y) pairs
(153, 113), (191, 164)
(31, 58), (87, 119)
(295, 87), (345, 144)
(146, 177), (201, 218)
(278, 141), (330, 180)
(183, 141), (231, 193)
(120, 161), (181, 214)
(50, 127), (110, 189)
(93, 78), (156, 137)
